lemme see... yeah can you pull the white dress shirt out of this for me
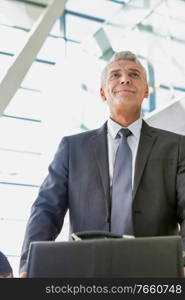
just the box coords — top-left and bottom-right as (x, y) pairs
(107, 118), (142, 189)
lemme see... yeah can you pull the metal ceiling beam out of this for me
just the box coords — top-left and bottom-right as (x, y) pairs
(17, 0), (50, 8)
(0, 0), (66, 115)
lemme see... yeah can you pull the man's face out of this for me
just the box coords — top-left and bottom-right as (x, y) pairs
(100, 59), (148, 114)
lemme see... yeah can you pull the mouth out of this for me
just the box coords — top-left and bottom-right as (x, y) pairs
(115, 89), (135, 94)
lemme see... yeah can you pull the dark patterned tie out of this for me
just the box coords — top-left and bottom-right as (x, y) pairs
(111, 128), (133, 235)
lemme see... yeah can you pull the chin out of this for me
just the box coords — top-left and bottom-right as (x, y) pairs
(116, 97), (132, 104)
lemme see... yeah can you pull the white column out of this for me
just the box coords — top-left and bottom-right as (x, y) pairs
(145, 96), (185, 135)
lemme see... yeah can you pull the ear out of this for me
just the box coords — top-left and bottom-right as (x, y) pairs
(144, 84), (149, 98)
(100, 87), (107, 102)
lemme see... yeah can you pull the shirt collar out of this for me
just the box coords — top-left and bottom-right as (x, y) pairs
(107, 117), (142, 140)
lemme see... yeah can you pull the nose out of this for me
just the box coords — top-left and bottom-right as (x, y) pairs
(120, 74), (131, 85)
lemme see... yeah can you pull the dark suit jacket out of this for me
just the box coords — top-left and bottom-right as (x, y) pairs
(20, 120), (185, 272)
(0, 251), (13, 277)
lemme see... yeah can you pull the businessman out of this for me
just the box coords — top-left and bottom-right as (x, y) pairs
(20, 50), (185, 276)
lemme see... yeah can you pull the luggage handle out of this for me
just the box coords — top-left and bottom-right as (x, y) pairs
(71, 230), (135, 240)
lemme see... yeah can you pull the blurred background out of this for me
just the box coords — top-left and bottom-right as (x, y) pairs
(0, 0), (185, 276)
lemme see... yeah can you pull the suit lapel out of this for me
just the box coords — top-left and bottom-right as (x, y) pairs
(133, 120), (158, 199)
(90, 122), (110, 202)
(88, 120), (158, 207)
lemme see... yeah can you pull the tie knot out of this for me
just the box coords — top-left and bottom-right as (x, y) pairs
(117, 128), (132, 138)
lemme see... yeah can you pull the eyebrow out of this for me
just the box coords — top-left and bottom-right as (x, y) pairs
(109, 69), (121, 75)
(128, 68), (141, 74)
(109, 68), (141, 75)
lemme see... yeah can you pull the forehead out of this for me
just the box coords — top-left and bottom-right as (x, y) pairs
(107, 59), (144, 74)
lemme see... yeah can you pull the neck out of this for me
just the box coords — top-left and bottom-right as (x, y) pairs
(110, 108), (141, 127)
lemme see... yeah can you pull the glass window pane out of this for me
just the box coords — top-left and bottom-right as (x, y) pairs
(0, 184), (38, 220)
(65, 13), (101, 42)
(49, 18), (62, 37)
(21, 61), (56, 90)
(37, 36), (65, 63)
(0, 0), (43, 29)
(0, 25), (27, 54)
(0, 53), (12, 81)
(0, 220), (27, 256)
(66, 0), (121, 20)
(4, 89), (42, 120)
(0, 150), (45, 185)
(0, 117), (42, 152)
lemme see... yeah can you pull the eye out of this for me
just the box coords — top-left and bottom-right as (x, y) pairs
(110, 72), (120, 79)
(129, 72), (140, 78)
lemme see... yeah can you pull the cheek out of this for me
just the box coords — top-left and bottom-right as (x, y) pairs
(105, 86), (113, 98)
(109, 82), (118, 94)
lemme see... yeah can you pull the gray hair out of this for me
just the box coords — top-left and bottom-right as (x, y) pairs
(100, 50), (147, 87)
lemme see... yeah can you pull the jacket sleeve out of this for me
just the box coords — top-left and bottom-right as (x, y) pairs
(176, 135), (185, 264)
(19, 137), (69, 273)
